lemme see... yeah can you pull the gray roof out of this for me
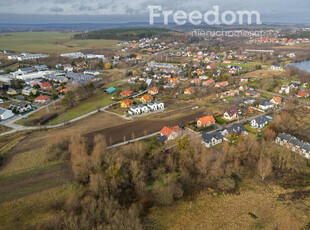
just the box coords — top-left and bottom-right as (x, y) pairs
(20, 67), (33, 72)
(260, 101), (273, 106)
(277, 133), (292, 141)
(223, 124), (246, 135)
(0, 107), (6, 115)
(302, 143), (310, 151)
(226, 108), (238, 117)
(154, 100), (162, 105)
(138, 104), (146, 108)
(253, 115), (269, 125)
(202, 131), (223, 143)
(289, 137), (304, 147)
(10, 102), (30, 107)
(158, 135), (167, 143)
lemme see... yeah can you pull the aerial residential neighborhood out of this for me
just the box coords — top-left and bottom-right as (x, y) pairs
(0, 1), (310, 229)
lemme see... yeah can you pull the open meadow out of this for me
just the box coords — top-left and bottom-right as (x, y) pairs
(148, 180), (310, 230)
(0, 32), (120, 54)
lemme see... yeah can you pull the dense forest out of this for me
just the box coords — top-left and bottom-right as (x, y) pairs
(281, 31), (310, 39)
(73, 28), (184, 40)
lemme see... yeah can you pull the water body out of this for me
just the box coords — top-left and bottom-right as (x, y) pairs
(290, 60), (310, 73)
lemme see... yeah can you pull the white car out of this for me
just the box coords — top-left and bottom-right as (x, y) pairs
(0, 99), (3, 104)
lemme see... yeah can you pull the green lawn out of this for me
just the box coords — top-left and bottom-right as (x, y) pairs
(215, 117), (231, 125)
(219, 62), (261, 68)
(48, 93), (114, 125)
(244, 123), (259, 134)
(244, 123), (271, 135)
(260, 93), (275, 99)
(0, 32), (120, 54)
(16, 80), (127, 126)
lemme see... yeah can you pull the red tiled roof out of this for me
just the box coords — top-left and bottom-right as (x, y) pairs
(185, 88), (194, 93)
(170, 126), (180, 133)
(120, 90), (134, 96)
(198, 116), (215, 125)
(168, 78), (179, 83)
(272, 97), (282, 103)
(160, 126), (173, 137)
(204, 79), (215, 84)
(40, 82), (51, 88)
(150, 87), (158, 92)
(298, 91), (307, 97)
(121, 99), (133, 106)
(35, 95), (50, 101)
(141, 94), (153, 102)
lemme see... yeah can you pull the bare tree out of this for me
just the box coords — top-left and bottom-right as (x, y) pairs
(257, 157), (273, 181)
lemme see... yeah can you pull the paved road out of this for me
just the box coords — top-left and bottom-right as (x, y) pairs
(106, 132), (161, 149)
(0, 90), (148, 136)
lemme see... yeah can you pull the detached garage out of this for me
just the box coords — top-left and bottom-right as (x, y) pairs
(0, 107), (14, 120)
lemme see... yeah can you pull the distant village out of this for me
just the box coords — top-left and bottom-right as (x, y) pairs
(0, 33), (310, 161)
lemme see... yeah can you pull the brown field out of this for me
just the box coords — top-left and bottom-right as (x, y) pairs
(8, 112), (127, 156)
(240, 70), (285, 79)
(86, 111), (204, 145)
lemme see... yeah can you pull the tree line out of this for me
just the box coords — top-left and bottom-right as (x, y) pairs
(73, 28), (184, 41)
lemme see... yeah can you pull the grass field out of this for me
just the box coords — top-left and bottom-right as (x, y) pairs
(0, 148), (53, 176)
(219, 62), (262, 68)
(0, 125), (12, 134)
(0, 184), (77, 229)
(16, 92), (115, 126)
(48, 92), (115, 125)
(148, 180), (310, 230)
(0, 32), (120, 54)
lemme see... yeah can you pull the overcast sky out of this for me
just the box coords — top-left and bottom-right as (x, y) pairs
(0, 0), (310, 24)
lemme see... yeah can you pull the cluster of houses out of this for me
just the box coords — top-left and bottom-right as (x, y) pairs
(169, 50), (221, 63)
(128, 94), (165, 116)
(249, 37), (309, 46)
(279, 81), (310, 98)
(195, 112), (272, 148)
(9, 102), (32, 114)
(60, 52), (104, 59)
(279, 81), (300, 94)
(8, 53), (49, 61)
(118, 38), (178, 54)
(201, 124), (248, 148)
(245, 88), (282, 111)
(276, 133), (310, 159)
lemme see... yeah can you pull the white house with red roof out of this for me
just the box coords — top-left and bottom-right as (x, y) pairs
(160, 125), (181, 141)
(35, 95), (51, 104)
